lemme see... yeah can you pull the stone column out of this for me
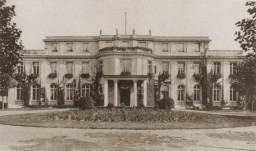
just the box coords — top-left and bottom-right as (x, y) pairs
(143, 80), (147, 107)
(114, 80), (118, 106)
(133, 80), (138, 107)
(104, 79), (108, 106)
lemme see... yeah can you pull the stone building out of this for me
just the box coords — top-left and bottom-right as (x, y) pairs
(5, 31), (244, 108)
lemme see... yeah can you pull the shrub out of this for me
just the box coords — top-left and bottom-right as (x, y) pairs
(78, 96), (94, 110)
(48, 73), (57, 79)
(64, 73), (73, 79)
(156, 97), (174, 109)
(177, 73), (186, 79)
(80, 73), (90, 79)
(211, 74), (222, 83)
(107, 103), (113, 109)
(147, 72), (154, 79)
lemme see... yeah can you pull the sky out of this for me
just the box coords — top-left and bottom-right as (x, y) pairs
(7, 0), (248, 50)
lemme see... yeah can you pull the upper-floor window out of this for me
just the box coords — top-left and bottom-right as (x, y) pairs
(178, 62), (185, 74)
(193, 43), (200, 52)
(122, 41), (129, 47)
(32, 62), (39, 74)
(17, 62), (24, 74)
(50, 62), (57, 73)
(67, 43), (73, 52)
(83, 43), (89, 52)
(121, 59), (131, 72)
(193, 63), (200, 74)
(162, 62), (169, 73)
(66, 84), (74, 101)
(98, 61), (103, 73)
(148, 60), (153, 73)
(66, 62), (73, 74)
(230, 62), (237, 75)
(52, 43), (58, 52)
(106, 42), (113, 47)
(139, 42), (147, 48)
(177, 43), (184, 52)
(213, 62), (221, 75)
(162, 43), (168, 52)
(82, 62), (90, 73)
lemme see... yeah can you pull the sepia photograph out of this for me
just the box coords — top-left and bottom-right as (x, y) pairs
(0, 0), (256, 150)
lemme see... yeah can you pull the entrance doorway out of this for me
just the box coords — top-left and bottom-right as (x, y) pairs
(120, 86), (130, 106)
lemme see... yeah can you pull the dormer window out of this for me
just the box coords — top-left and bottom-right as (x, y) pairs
(52, 43), (58, 52)
(67, 43), (73, 52)
(177, 43), (184, 52)
(162, 43), (168, 52)
(83, 43), (89, 52)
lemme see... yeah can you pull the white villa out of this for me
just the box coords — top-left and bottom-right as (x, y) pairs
(4, 30), (244, 108)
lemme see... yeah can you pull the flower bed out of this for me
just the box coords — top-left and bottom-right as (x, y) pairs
(46, 108), (211, 122)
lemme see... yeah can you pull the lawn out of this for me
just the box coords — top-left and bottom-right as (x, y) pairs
(0, 108), (255, 129)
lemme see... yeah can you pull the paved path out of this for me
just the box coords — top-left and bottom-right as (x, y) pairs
(0, 108), (76, 116)
(1, 124), (256, 151)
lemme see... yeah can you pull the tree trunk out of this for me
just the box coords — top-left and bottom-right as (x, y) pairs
(2, 96), (4, 110)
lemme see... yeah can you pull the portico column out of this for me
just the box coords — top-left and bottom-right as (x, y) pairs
(133, 80), (137, 107)
(143, 80), (147, 107)
(114, 80), (118, 106)
(104, 79), (109, 106)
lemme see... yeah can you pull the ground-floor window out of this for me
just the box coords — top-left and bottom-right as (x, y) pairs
(66, 84), (74, 101)
(81, 84), (90, 97)
(50, 84), (57, 101)
(32, 84), (40, 100)
(16, 84), (23, 100)
(213, 85), (221, 101)
(178, 85), (185, 101)
(193, 85), (200, 101)
(230, 86), (238, 101)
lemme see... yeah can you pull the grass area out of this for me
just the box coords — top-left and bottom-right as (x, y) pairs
(0, 109), (256, 129)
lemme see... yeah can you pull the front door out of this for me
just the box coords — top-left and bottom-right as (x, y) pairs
(120, 86), (130, 106)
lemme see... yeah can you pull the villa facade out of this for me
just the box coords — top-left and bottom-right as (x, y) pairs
(5, 32), (244, 108)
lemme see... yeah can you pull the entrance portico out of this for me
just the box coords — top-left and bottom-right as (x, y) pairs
(103, 75), (148, 107)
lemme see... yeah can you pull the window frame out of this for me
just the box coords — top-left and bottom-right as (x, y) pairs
(32, 62), (40, 74)
(16, 84), (23, 100)
(67, 43), (73, 52)
(32, 84), (40, 101)
(230, 86), (238, 101)
(66, 62), (73, 74)
(230, 62), (237, 75)
(178, 85), (185, 101)
(193, 85), (201, 101)
(120, 59), (131, 72)
(17, 62), (24, 74)
(213, 62), (221, 75)
(162, 62), (169, 73)
(177, 62), (185, 74)
(66, 84), (74, 101)
(50, 84), (58, 101)
(162, 43), (168, 52)
(213, 84), (221, 102)
(81, 84), (91, 97)
(177, 43), (184, 52)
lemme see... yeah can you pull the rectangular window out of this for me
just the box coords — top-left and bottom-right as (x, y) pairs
(162, 43), (168, 52)
(83, 43), (89, 52)
(148, 61), (153, 73)
(67, 43), (73, 52)
(139, 42), (147, 48)
(17, 62), (24, 74)
(213, 62), (221, 74)
(230, 62), (237, 75)
(193, 63), (200, 74)
(32, 62), (39, 74)
(66, 62), (73, 74)
(122, 41), (129, 47)
(50, 62), (57, 73)
(52, 43), (58, 52)
(82, 62), (90, 73)
(193, 43), (200, 52)
(177, 43), (184, 52)
(230, 87), (238, 101)
(98, 61), (103, 73)
(154, 66), (157, 74)
(121, 59), (131, 72)
(162, 62), (169, 73)
(178, 63), (185, 74)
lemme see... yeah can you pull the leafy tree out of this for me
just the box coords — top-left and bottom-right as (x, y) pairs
(235, 2), (256, 52)
(0, 0), (23, 108)
(231, 54), (256, 110)
(91, 72), (103, 106)
(14, 73), (38, 107)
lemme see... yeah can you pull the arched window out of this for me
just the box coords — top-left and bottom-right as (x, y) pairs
(213, 85), (221, 102)
(32, 84), (40, 100)
(16, 84), (23, 100)
(50, 84), (58, 101)
(178, 85), (185, 101)
(66, 84), (74, 101)
(230, 86), (238, 101)
(81, 84), (91, 97)
(194, 85), (201, 101)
